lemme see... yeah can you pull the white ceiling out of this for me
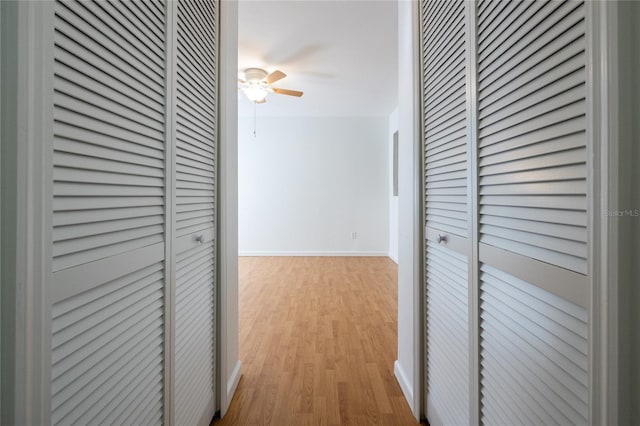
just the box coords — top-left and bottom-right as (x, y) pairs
(238, 0), (398, 117)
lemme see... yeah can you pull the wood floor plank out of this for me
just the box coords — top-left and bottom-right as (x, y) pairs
(212, 257), (423, 426)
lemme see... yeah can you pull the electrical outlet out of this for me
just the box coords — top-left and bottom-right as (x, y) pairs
(351, 232), (358, 240)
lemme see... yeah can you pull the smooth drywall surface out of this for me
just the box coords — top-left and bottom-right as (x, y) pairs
(388, 108), (399, 263)
(238, 116), (389, 256)
(396, 0), (421, 419)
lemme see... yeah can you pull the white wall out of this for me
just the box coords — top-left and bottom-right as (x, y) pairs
(388, 108), (399, 263)
(394, 0), (421, 419)
(238, 116), (389, 256)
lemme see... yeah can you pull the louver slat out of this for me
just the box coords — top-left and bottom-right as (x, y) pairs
(175, 241), (216, 425)
(175, 0), (217, 238)
(423, 0), (468, 238)
(477, 0), (588, 274)
(174, 1), (218, 425)
(51, 262), (165, 425)
(425, 241), (469, 425)
(52, 0), (167, 273)
(477, 0), (523, 47)
(479, 264), (589, 425)
(51, 1), (167, 424)
(421, 1), (470, 424)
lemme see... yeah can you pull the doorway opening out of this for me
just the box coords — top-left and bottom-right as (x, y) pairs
(214, 0), (417, 424)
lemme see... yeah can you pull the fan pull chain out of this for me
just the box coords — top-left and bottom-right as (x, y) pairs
(253, 101), (257, 137)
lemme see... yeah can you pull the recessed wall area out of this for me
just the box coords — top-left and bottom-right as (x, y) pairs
(238, 115), (390, 256)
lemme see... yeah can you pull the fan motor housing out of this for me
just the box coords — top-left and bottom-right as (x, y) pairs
(244, 68), (268, 82)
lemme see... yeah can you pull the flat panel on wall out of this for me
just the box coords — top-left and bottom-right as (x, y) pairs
(174, 0), (218, 424)
(393, 131), (399, 197)
(422, 0), (468, 238)
(476, 0), (587, 274)
(425, 241), (469, 425)
(51, 1), (167, 424)
(479, 263), (588, 425)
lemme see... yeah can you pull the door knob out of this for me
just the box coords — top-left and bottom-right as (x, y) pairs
(436, 234), (447, 244)
(195, 234), (205, 243)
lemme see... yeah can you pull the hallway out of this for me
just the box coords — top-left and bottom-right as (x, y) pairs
(213, 257), (420, 425)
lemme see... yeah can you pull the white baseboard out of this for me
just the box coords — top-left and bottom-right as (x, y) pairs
(394, 360), (414, 413)
(388, 252), (398, 264)
(238, 251), (389, 257)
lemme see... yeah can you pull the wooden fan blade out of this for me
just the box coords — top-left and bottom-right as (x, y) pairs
(272, 88), (303, 97)
(265, 70), (286, 84)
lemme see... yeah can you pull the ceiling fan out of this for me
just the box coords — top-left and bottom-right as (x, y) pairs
(238, 68), (303, 103)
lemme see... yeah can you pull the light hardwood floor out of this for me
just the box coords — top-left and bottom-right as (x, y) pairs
(212, 256), (422, 426)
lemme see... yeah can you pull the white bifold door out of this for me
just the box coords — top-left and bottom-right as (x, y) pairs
(421, 0), (471, 424)
(50, 1), (218, 424)
(422, 0), (591, 425)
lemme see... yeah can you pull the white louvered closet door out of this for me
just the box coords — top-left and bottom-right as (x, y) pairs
(476, 0), (589, 424)
(51, 1), (168, 424)
(422, 0), (593, 425)
(421, 0), (472, 425)
(49, 0), (219, 424)
(173, 0), (218, 424)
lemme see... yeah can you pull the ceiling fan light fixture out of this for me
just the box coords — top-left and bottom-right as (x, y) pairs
(243, 84), (268, 102)
(238, 67), (303, 104)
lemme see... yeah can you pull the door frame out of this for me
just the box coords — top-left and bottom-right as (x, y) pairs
(587, 1), (620, 424)
(217, 0), (242, 418)
(1, 1), (55, 424)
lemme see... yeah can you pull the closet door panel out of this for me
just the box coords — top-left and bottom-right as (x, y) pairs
(479, 264), (589, 425)
(175, 237), (216, 424)
(174, 0), (218, 424)
(425, 241), (469, 426)
(421, 0), (471, 424)
(51, 261), (165, 425)
(475, 0), (590, 424)
(477, 0), (588, 275)
(423, 0), (468, 239)
(51, 0), (167, 424)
